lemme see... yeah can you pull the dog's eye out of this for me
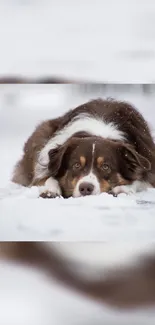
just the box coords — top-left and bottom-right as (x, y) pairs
(101, 163), (110, 171)
(72, 162), (81, 170)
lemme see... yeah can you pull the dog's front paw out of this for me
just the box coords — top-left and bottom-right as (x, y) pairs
(39, 190), (60, 199)
(38, 177), (62, 199)
(109, 185), (135, 196)
(108, 190), (118, 197)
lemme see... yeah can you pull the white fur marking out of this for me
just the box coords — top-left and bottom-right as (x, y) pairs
(91, 143), (96, 168)
(92, 143), (95, 155)
(35, 114), (125, 180)
(39, 177), (62, 196)
(73, 171), (101, 198)
(112, 181), (152, 195)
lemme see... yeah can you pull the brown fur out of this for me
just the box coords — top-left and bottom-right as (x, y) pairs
(12, 119), (60, 186)
(0, 77), (74, 84)
(116, 173), (130, 186)
(99, 173), (130, 192)
(99, 179), (111, 192)
(1, 242), (155, 309)
(97, 156), (104, 167)
(80, 156), (86, 167)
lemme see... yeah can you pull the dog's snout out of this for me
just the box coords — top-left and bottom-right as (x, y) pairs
(79, 182), (94, 196)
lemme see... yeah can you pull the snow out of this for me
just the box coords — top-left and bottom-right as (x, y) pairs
(1, 183), (155, 241)
(0, 0), (155, 81)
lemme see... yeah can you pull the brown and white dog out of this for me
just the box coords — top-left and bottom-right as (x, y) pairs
(1, 242), (155, 309)
(12, 98), (155, 198)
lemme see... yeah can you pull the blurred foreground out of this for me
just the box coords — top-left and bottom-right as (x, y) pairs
(0, 242), (155, 325)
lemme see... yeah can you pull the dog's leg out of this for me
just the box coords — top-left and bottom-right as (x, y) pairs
(110, 180), (152, 196)
(32, 177), (62, 198)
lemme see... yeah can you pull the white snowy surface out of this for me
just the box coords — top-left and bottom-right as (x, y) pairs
(0, 85), (155, 241)
(0, 242), (155, 325)
(0, 0), (155, 82)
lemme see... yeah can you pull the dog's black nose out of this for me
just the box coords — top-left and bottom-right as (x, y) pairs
(79, 182), (94, 196)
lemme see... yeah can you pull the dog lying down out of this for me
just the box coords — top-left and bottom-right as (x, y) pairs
(1, 242), (155, 310)
(12, 99), (155, 198)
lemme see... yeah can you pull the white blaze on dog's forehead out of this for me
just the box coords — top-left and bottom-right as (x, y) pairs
(91, 143), (96, 167)
(92, 143), (96, 154)
(73, 171), (101, 198)
(35, 114), (125, 180)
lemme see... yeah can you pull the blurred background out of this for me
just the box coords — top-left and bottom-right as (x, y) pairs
(0, 0), (155, 82)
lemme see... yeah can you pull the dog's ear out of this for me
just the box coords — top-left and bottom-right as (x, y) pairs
(117, 144), (151, 180)
(48, 138), (79, 176)
(48, 144), (68, 176)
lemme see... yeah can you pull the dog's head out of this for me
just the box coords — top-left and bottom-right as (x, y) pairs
(48, 137), (151, 198)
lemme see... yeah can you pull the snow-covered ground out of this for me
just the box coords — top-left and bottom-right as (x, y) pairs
(0, 0), (155, 82)
(0, 84), (155, 241)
